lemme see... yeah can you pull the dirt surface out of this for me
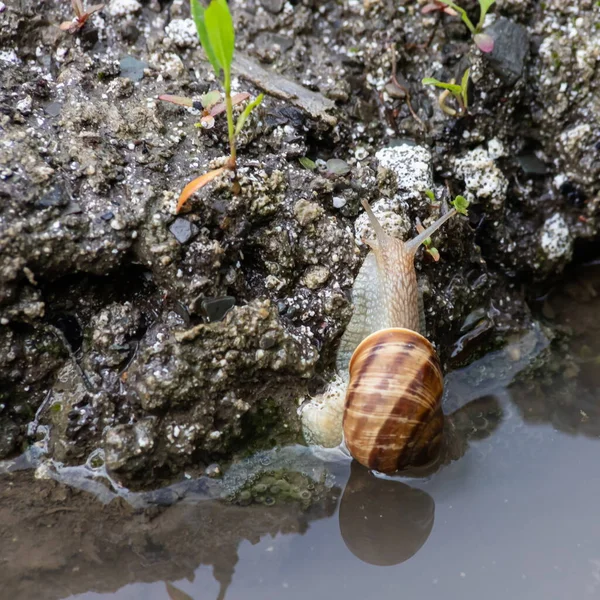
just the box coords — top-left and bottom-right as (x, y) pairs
(1, 0), (599, 487)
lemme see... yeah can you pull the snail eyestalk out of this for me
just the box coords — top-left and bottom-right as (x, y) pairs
(405, 208), (457, 255)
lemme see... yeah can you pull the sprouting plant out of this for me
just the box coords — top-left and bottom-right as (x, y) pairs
(421, 1), (459, 16)
(59, 0), (104, 34)
(435, 0), (496, 53)
(451, 195), (469, 215)
(159, 91), (250, 129)
(422, 67), (470, 117)
(418, 192), (469, 261)
(174, 0), (264, 213)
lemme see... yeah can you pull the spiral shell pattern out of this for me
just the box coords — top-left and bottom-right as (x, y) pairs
(342, 328), (444, 474)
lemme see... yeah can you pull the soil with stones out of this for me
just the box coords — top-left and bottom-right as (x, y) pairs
(1, 0), (599, 488)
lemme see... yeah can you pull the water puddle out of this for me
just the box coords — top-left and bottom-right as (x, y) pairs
(3, 265), (600, 600)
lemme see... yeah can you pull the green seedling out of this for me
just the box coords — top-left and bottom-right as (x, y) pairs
(424, 188), (437, 203)
(422, 68), (470, 117)
(299, 157), (317, 171)
(451, 194), (469, 215)
(418, 193), (469, 261)
(174, 0), (264, 213)
(59, 0), (104, 33)
(416, 218), (441, 262)
(436, 0), (496, 52)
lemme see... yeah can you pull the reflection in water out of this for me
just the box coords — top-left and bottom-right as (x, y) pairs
(339, 462), (434, 566)
(0, 447), (346, 600)
(338, 395), (503, 567)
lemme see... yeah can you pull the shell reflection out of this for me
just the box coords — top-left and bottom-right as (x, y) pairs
(339, 462), (434, 566)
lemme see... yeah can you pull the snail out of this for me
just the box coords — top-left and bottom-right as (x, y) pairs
(300, 198), (461, 474)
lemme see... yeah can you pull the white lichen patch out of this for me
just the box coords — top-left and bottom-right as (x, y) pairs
(355, 144), (432, 243)
(454, 146), (508, 209)
(540, 213), (573, 262)
(106, 0), (141, 17)
(0, 50), (20, 64)
(375, 144), (433, 197)
(165, 18), (199, 48)
(559, 123), (592, 155)
(354, 199), (411, 244)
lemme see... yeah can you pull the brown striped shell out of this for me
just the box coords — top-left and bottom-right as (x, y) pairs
(342, 327), (444, 474)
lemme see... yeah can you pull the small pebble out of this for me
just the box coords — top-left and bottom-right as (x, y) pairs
(168, 217), (199, 244)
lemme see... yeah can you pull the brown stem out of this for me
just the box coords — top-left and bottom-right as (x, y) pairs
(389, 45), (426, 130)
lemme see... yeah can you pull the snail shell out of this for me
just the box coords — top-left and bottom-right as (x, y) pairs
(343, 328), (444, 474)
(300, 198), (459, 472)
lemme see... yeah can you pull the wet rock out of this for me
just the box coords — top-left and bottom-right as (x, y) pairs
(260, 0), (285, 14)
(0, 326), (67, 457)
(82, 302), (143, 372)
(169, 218), (199, 245)
(104, 417), (157, 474)
(302, 265), (330, 290)
(484, 17), (529, 85)
(293, 199), (323, 226)
(37, 185), (69, 209)
(200, 296), (236, 323)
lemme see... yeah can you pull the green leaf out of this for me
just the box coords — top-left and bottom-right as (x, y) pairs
(437, 0), (475, 33)
(425, 189), (436, 202)
(234, 93), (264, 137)
(190, 0), (220, 76)
(452, 195), (470, 215)
(204, 0), (235, 79)
(477, 0), (496, 28)
(422, 77), (463, 95)
(299, 157), (317, 170)
(200, 90), (221, 109)
(426, 246), (440, 262)
(460, 68), (470, 107)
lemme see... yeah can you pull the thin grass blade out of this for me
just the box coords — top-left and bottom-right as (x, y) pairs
(422, 77), (463, 95)
(234, 93), (264, 136)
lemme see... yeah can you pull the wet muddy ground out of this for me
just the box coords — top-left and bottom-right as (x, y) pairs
(3, 262), (600, 600)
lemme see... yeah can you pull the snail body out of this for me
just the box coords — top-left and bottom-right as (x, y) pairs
(301, 198), (458, 474)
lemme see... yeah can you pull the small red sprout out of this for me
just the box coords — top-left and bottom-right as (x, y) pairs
(421, 1), (458, 16)
(59, 0), (104, 34)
